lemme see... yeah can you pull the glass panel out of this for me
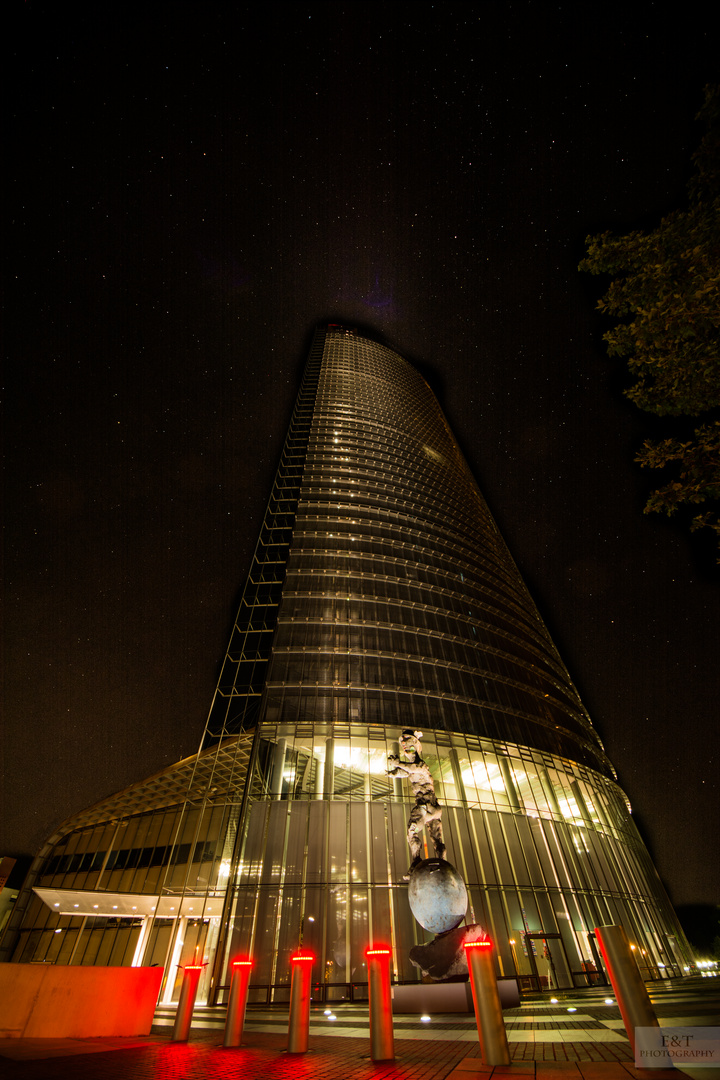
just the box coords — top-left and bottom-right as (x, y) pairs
(284, 802), (309, 883)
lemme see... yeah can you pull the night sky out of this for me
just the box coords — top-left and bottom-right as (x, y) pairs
(4, 3), (718, 915)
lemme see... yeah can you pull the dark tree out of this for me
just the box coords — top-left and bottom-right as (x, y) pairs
(580, 85), (720, 558)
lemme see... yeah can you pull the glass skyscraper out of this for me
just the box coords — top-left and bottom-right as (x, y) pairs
(2, 327), (691, 1003)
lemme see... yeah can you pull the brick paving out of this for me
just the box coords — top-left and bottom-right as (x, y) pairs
(1, 982), (716, 1080)
(0, 1032), (468, 1080)
(0, 1031), (679, 1080)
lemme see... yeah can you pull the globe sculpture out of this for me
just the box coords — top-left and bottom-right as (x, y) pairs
(408, 857), (468, 934)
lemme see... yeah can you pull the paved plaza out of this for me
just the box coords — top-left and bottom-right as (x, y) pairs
(1, 980), (718, 1080)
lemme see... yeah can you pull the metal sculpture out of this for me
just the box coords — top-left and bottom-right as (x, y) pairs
(387, 729), (446, 879)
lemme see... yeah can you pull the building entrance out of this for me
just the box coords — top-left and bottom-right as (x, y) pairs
(522, 933), (574, 991)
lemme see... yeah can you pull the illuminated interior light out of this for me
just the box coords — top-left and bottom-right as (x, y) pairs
(366, 948), (391, 956)
(464, 939), (492, 948)
(550, 997), (558, 1003)
(461, 761), (526, 793)
(567, 1007), (577, 1013)
(54, 928), (62, 933)
(605, 998), (614, 1004)
(292, 954), (314, 962)
(420, 1014), (431, 1022)
(233, 960), (252, 967)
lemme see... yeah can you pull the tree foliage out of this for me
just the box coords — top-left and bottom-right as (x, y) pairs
(580, 85), (720, 557)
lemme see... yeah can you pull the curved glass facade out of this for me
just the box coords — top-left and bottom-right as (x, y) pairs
(2, 327), (692, 1000)
(258, 328), (610, 776)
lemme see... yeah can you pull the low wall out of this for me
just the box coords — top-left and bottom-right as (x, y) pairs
(0, 964), (164, 1038)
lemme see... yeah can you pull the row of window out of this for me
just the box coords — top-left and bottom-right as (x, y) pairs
(292, 514), (520, 609)
(267, 638), (582, 720)
(41, 840), (217, 878)
(279, 578), (561, 675)
(271, 617), (573, 697)
(267, 636), (584, 719)
(288, 551), (540, 639)
(259, 691), (609, 774)
(303, 447), (487, 537)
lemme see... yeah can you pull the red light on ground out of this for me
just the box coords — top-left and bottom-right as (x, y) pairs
(291, 954), (314, 963)
(366, 948), (391, 956)
(464, 939), (492, 949)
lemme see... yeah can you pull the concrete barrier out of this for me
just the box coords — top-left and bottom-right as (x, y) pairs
(0, 963), (163, 1038)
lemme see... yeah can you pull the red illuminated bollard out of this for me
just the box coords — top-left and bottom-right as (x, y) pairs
(464, 939), (510, 1065)
(287, 952), (314, 1053)
(172, 964), (204, 1042)
(223, 958), (253, 1048)
(366, 947), (394, 1062)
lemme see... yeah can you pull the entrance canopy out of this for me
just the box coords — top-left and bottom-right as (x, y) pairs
(33, 887), (222, 919)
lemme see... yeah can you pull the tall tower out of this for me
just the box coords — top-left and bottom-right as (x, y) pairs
(4, 327), (691, 1002)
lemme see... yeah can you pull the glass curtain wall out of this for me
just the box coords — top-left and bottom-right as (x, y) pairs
(217, 723), (690, 999)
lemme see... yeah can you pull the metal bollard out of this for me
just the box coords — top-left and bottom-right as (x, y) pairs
(172, 964), (204, 1042)
(366, 947), (394, 1062)
(287, 952), (314, 1053)
(594, 925), (660, 1060)
(464, 939), (511, 1065)
(223, 958), (253, 1048)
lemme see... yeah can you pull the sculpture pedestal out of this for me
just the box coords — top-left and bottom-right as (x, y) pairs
(391, 978), (520, 1013)
(409, 923), (488, 981)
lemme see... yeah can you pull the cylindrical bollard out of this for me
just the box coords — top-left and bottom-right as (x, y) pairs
(287, 952), (314, 1053)
(223, 958), (253, 1047)
(172, 964), (204, 1042)
(366, 947), (394, 1061)
(594, 925), (660, 1058)
(464, 939), (511, 1065)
